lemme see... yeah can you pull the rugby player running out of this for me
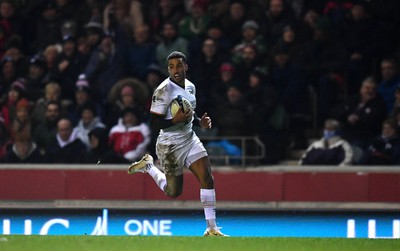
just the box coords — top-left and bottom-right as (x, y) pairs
(128, 51), (227, 236)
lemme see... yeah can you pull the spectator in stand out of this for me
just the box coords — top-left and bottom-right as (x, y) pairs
(31, 81), (63, 126)
(271, 24), (302, 64)
(43, 44), (60, 72)
(0, 0), (23, 40)
(83, 18), (104, 54)
(179, 0), (212, 60)
(156, 21), (188, 77)
(269, 45), (309, 119)
(0, 56), (17, 97)
(3, 36), (29, 76)
(208, 62), (240, 116)
(4, 136), (43, 163)
(31, 1), (63, 52)
(338, 2), (378, 96)
(60, 20), (78, 39)
(213, 83), (256, 140)
(55, 0), (91, 30)
(24, 54), (49, 102)
(32, 101), (61, 155)
(84, 34), (122, 102)
(269, 45), (310, 148)
(145, 63), (164, 91)
(299, 119), (353, 166)
(232, 20), (268, 65)
(378, 58), (400, 114)
(203, 22), (232, 57)
(259, 0), (295, 46)
(74, 103), (105, 150)
(0, 115), (12, 162)
(217, 0), (248, 46)
(247, 69), (289, 164)
(190, 38), (226, 115)
(66, 74), (104, 126)
(50, 35), (85, 100)
(331, 77), (387, 150)
(105, 78), (149, 128)
(109, 107), (151, 163)
(83, 127), (119, 164)
(359, 118), (400, 165)
(179, 0), (211, 43)
(10, 98), (31, 142)
(144, 64), (164, 109)
(123, 23), (156, 81)
(0, 78), (26, 131)
(232, 44), (266, 87)
(148, 0), (186, 33)
(322, 0), (354, 25)
(296, 9), (319, 43)
(46, 117), (86, 163)
(298, 14), (347, 124)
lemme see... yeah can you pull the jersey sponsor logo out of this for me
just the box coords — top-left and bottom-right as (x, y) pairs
(153, 89), (166, 103)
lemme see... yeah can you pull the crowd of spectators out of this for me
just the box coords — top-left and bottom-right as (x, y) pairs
(0, 0), (400, 165)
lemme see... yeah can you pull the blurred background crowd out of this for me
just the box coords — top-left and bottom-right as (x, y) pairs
(0, 0), (400, 166)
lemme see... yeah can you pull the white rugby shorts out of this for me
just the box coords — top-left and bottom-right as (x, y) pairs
(156, 132), (207, 176)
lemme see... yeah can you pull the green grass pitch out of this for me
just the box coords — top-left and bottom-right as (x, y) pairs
(1, 235), (400, 251)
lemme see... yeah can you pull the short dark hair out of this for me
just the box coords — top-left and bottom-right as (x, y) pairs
(166, 51), (187, 64)
(46, 100), (61, 109)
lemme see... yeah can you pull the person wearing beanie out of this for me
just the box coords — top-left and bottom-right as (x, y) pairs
(25, 55), (49, 101)
(67, 74), (104, 125)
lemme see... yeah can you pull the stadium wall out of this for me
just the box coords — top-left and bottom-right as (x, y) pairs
(1, 164), (400, 203)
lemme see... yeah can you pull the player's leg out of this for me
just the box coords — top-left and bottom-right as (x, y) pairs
(128, 154), (184, 198)
(190, 156), (227, 236)
(165, 174), (183, 198)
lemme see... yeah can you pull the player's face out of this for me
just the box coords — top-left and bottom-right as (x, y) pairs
(168, 58), (187, 85)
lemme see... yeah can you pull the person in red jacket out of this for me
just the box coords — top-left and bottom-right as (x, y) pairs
(108, 107), (150, 162)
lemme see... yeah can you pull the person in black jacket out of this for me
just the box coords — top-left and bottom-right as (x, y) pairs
(359, 118), (400, 165)
(331, 77), (387, 150)
(83, 127), (120, 164)
(299, 119), (353, 166)
(5, 137), (43, 163)
(45, 117), (86, 163)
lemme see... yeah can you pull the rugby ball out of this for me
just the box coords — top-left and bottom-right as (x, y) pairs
(170, 95), (192, 117)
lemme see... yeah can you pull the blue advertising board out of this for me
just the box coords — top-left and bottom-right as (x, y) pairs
(1, 209), (400, 238)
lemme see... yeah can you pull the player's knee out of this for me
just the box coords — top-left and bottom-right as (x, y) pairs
(165, 186), (182, 198)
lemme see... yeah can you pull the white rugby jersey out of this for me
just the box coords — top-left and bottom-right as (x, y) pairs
(150, 78), (197, 142)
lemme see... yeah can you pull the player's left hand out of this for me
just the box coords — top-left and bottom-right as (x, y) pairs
(200, 112), (212, 129)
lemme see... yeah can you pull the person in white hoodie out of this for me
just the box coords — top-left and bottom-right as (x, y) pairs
(74, 103), (106, 150)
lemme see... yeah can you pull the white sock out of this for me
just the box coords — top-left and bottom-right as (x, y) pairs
(147, 163), (167, 192)
(200, 188), (217, 230)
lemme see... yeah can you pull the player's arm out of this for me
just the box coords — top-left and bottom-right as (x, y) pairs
(150, 108), (191, 131)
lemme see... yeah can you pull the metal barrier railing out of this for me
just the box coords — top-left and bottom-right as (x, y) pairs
(198, 136), (265, 167)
